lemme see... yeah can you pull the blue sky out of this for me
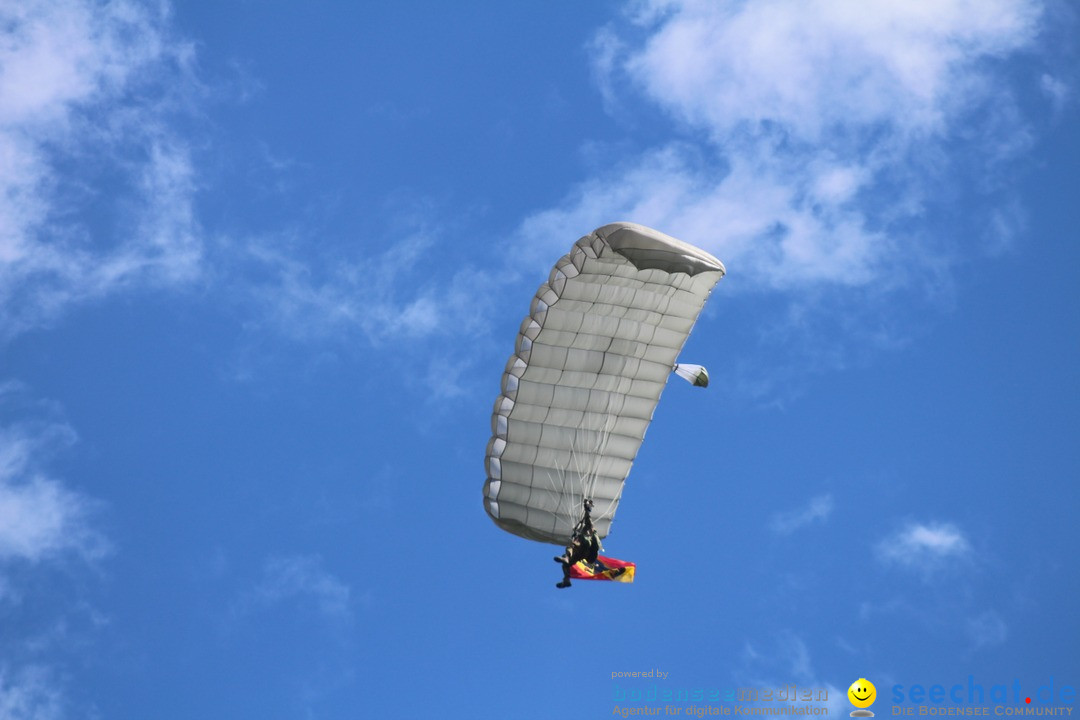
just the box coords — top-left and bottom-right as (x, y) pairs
(1, 1), (1077, 718)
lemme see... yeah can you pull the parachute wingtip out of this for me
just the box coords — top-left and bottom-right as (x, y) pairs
(674, 363), (710, 388)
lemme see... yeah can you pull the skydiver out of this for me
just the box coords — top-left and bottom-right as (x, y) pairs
(553, 498), (601, 589)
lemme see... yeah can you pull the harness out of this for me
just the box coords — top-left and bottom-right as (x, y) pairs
(572, 499), (603, 556)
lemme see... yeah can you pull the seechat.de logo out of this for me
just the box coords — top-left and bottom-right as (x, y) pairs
(850, 678), (877, 717)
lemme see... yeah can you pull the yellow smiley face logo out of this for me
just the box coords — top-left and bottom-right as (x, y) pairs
(848, 679), (876, 708)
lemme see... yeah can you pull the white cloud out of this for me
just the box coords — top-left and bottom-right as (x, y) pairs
(967, 610), (1008, 649)
(248, 554), (353, 624)
(0, 386), (104, 720)
(533, 0), (1045, 294)
(876, 521), (972, 570)
(0, 397), (106, 565)
(0, 0), (203, 338)
(0, 666), (64, 720)
(588, 27), (627, 115)
(231, 230), (499, 348)
(626, 0), (1039, 141)
(1040, 73), (1069, 114)
(779, 634), (812, 682)
(736, 633), (848, 717)
(0, 475), (101, 564)
(769, 494), (833, 535)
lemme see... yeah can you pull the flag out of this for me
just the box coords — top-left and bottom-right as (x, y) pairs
(568, 555), (635, 583)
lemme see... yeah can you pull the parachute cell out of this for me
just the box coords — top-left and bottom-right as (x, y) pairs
(483, 223), (725, 546)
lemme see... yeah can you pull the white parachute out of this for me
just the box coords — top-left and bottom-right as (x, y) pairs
(483, 222), (725, 546)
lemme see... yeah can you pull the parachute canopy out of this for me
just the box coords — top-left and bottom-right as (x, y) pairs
(483, 222), (725, 546)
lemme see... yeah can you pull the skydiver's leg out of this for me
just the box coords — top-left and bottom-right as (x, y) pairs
(556, 545), (586, 587)
(555, 541), (576, 587)
(555, 538), (581, 565)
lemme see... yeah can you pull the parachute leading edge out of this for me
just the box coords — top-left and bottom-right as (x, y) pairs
(483, 222), (725, 547)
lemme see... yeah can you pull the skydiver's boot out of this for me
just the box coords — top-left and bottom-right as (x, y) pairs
(556, 579), (571, 589)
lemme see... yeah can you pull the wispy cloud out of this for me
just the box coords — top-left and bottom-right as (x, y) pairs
(769, 494), (833, 535)
(0, 385), (106, 720)
(0, 665), (64, 720)
(524, 0), (1045, 293)
(876, 521), (972, 571)
(0, 0), (204, 339)
(737, 633), (848, 717)
(220, 225), (508, 399)
(242, 554), (354, 625)
(0, 389), (106, 565)
(1040, 73), (1070, 115)
(966, 610), (1008, 650)
(0, 472), (104, 565)
(231, 229), (497, 348)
